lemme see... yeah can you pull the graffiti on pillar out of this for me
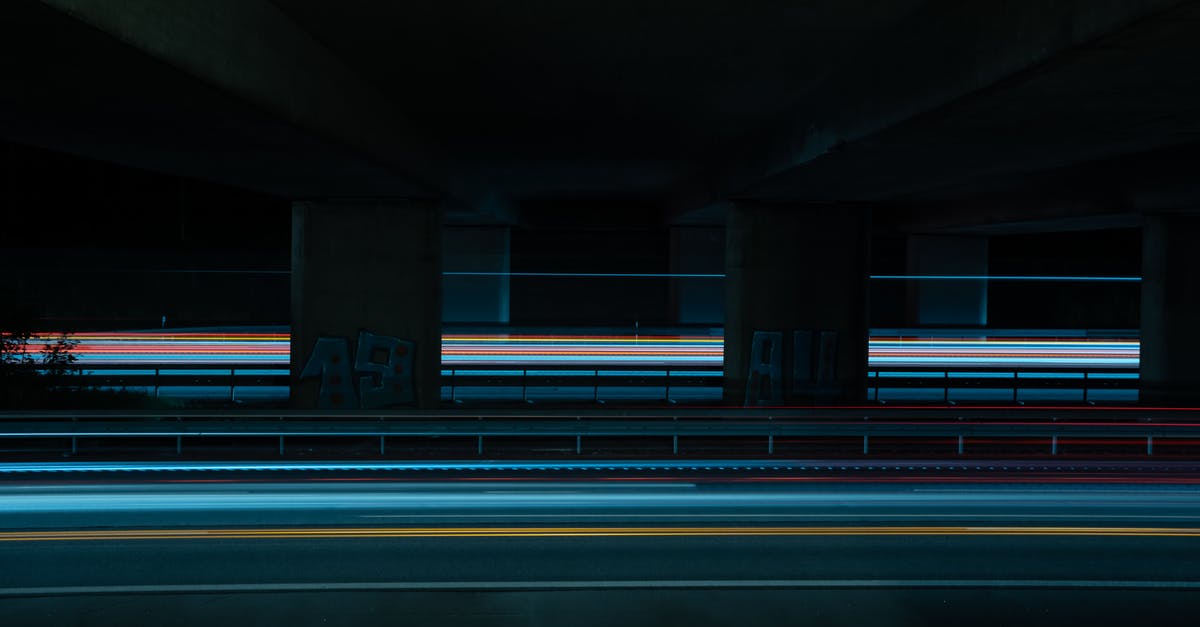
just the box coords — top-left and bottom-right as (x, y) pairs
(794, 329), (839, 399)
(300, 337), (358, 408)
(355, 330), (414, 407)
(745, 331), (783, 406)
(793, 330), (839, 386)
(745, 329), (840, 406)
(299, 331), (415, 409)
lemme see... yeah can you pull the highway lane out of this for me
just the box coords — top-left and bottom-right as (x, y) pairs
(4, 523), (1200, 626)
(5, 478), (1200, 528)
(5, 530), (1200, 589)
(4, 475), (1200, 625)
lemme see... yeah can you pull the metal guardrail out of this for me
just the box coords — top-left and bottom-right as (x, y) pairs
(67, 363), (1138, 406)
(0, 408), (1186, 458)
(0, 420), (1187, 438)
(869, 366), (1139, 404)
(72, 365), (724, 405)
(443, 366), (722, 404)
(74, 365), (288, 402)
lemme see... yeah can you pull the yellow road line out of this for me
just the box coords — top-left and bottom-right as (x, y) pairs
(2, 526), (1199, 542)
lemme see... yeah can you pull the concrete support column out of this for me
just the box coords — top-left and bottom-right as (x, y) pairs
(906, 235), (988, 327)
(724, 203), (870, 405)
(443, 226), (511, 325)
(1140, 214), (1200, 405)
(669, 226), (725, 325)
(291, 199), (441, 409)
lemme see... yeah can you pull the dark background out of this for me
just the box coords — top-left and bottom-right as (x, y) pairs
(3, 139), (1142, 331)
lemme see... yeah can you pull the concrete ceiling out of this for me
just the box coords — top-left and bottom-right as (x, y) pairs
(740, 2), (1200, 207)
(0, 1), (435, 199)
(271, 0), (925, 198)
(5, 0), (1200, 227)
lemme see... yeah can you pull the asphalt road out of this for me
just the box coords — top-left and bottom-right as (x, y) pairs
(4, 472), (1200, 625)
(5, 528), (1200, 588)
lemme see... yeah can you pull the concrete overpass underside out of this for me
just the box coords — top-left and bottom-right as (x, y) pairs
(5, 0), (1200, 405)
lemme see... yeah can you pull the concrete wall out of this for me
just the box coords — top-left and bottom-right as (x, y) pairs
(670, 226), (724, 325)
(443, 226), (510, 325)
(906, 236), (988, 327)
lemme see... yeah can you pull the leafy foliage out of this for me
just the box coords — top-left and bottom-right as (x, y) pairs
(39, 333), (81, 386)
(0, 307), (83, 408)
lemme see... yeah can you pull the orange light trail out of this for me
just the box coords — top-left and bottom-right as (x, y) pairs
(0, 526), (1195, 542)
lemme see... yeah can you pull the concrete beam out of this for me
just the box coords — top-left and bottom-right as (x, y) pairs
(39, 0), (441, 197)
(671, 0), (1187, 219)
(883, 139), (1200, 234)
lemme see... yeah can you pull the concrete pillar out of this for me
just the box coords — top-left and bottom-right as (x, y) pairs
(1140, 214), (1200, 405)
(724, 203), (870, 405)
(906, 235), (988, 327)
(669, 226), (724, 325)
(291, 200), (441, 409)
(443, 226), (510, 325)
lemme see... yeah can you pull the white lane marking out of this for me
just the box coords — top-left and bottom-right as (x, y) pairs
(2, 491), (1196, 509)
(354, 513), (1200, 519)
(2, 579), (1199, 596)
(912, 489), (1200, 494)
(484, 491), (583, 494)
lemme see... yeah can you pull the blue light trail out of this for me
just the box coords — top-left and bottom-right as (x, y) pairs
(443, 272), (1142, 282)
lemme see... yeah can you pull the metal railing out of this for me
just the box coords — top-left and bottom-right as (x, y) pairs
(868, 366), (1139, 404)
(62, 364), (1139, 406)
(0, 408), (1187, 459)
(442, 366), (722, 405)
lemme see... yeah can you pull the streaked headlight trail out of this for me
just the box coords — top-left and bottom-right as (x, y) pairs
(33, 330), (1139, 370)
